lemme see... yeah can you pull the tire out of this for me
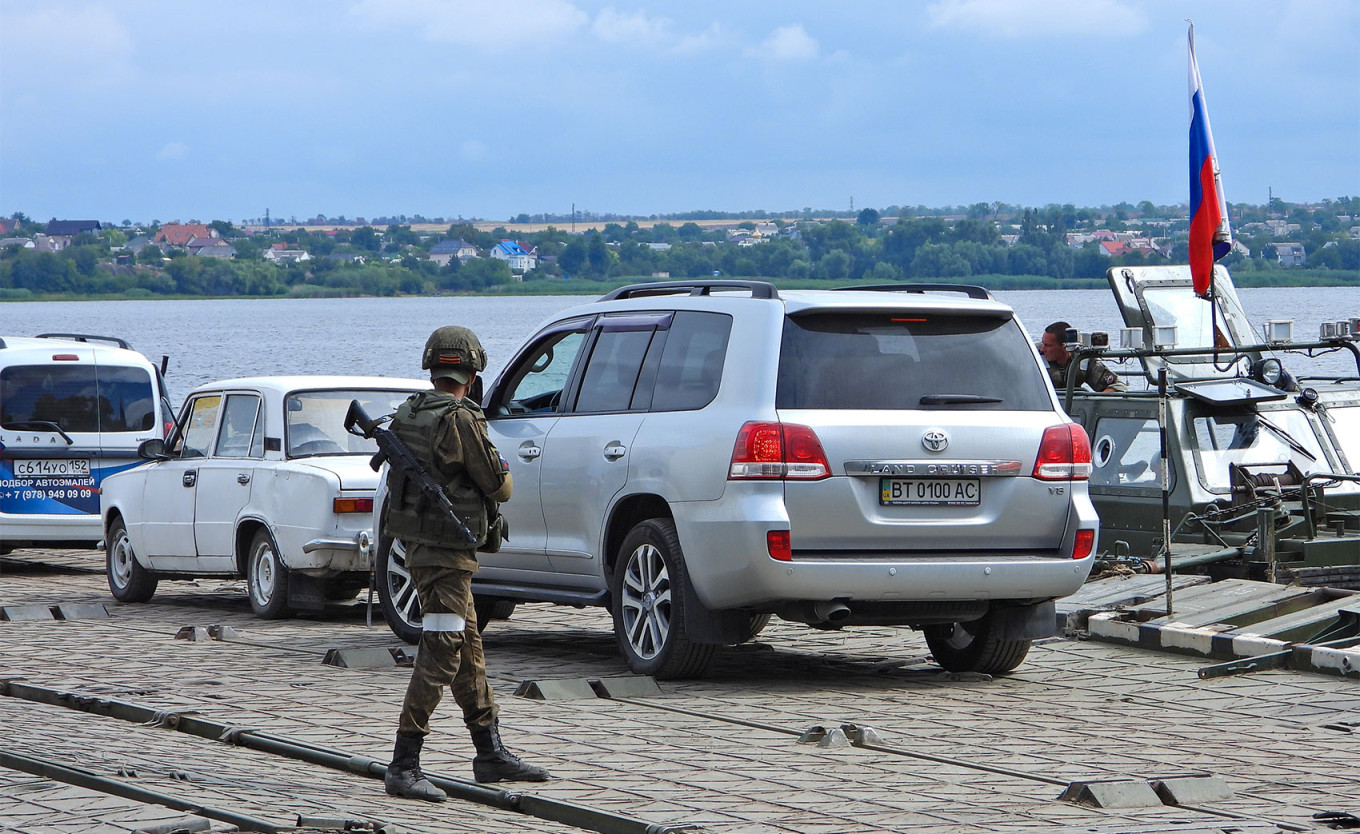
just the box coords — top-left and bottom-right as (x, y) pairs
(610, 518), (715, 679)
(924, 613), (1031, 675)
(474, 598), (517, 633)
(376, 536), (515, 642)
(738, 612), (772, 644)
(376, 534), (422, 644)
(106, 516), (157, 603)
(246, 529), (294, 619)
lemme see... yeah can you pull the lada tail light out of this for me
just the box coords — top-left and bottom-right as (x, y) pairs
(333, 497), (374, 514)
(729, 421), (831, 480)
(1032, 424), (1092, 480)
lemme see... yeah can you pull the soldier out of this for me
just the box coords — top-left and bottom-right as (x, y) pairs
(383, 326), (550, 803)
(1040, 321), (1127, 394)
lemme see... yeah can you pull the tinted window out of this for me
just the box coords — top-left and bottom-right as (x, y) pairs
(575, 329), (656, 413)
(776, 313), (1051, 411)
(650, 312), (731, 412)
(0, 364), (155, 432)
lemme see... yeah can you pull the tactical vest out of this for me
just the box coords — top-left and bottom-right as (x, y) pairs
(382, 395), (489, 549)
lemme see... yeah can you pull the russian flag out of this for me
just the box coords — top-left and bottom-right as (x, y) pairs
(1188, 23), (1232, 297)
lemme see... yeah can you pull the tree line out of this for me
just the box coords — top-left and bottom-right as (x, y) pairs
(2, 199), (1357, 299)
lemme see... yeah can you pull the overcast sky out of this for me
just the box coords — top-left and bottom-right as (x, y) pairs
(1, 0), (1356, 226)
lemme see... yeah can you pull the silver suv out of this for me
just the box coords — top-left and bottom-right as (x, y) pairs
(373, 281), (1098, 678)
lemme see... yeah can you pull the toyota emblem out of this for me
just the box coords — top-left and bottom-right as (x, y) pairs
(921, 430), (949, 453)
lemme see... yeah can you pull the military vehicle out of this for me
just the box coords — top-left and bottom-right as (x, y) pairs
(1060, 266), (1360, 588)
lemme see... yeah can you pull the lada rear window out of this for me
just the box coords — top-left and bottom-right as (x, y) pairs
(776, 313), (1051, 411)
(1, 364), (156, 432)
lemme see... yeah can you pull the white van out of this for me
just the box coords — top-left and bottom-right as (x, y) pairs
(1, 334), (174, 552)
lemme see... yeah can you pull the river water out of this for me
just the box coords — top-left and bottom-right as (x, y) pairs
(3, 286), (1355, 406)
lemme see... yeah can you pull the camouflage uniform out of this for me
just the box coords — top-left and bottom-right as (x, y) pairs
(387, 393), (510, 737)
(382, 326), (547, 801)
(1047, 356), (1127, 393)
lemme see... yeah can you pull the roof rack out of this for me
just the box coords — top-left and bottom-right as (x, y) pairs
(602, 280), (780, 301)
(36, 333), (133, 349)
(832, 283), (994, 300)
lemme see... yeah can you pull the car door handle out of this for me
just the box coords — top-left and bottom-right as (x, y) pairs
(518, 443), (542, 460)
(182, 470), (197, 487)
(237, 473), (251, 485)
(603, 442), (627, 460)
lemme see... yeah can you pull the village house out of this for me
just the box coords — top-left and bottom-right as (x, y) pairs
(190, 239), (237, 259)
(263, 242), (311, 264)
(490, 240), (537, 272)
(43, 220), (102, 250)
(154, 222), (218, 249)
(1272, 241), (1306, 267)
(428, 239), (479, 267)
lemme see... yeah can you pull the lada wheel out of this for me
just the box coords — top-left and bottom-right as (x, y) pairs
(247, 529), (294, 619)
(611, 518), (715, 679)
(376, 534), (423, 644)
(924, 614), (1031, 674)
(106, 517), (157, 603)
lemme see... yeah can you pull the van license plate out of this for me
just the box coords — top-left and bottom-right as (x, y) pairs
(13, 459), (92, 478)
(880, 478), (980, 506)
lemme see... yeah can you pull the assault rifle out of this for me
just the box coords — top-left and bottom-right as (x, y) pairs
(344, 400), (476, 544)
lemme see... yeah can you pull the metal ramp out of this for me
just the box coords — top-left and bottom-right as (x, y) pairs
(1064, 576), (1360, 677)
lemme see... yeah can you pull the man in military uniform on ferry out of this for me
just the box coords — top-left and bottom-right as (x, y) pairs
(1039, 321), (1127, 394)
(383, 326), (550, 803)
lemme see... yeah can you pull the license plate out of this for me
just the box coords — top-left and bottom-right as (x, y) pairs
(880, 478), (980, 506)
(13, 458), (92, 478)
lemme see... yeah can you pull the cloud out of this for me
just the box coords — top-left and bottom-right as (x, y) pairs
(155, 142), (190, 161)
(926, 0), (1147, 38)
(746, 24), (819, 61)
(592, 8), (673, 46)
(349, 0), (589, 50)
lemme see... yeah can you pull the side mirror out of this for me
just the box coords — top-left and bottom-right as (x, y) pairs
(138, 438), (169, 460)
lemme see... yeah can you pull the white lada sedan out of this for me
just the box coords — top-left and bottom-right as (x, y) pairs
(99, 376), (428, 618)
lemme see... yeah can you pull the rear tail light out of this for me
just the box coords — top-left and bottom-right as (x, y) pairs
(334, 497), (374, 514)
(1032, 424), (1091, 480)
(767, 530), (792, 562)
(1072, 528), (1095, 560)
(729, 421), (831, 480)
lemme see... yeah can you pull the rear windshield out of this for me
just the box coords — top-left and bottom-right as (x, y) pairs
(776, 313), (1052, 411)
(286, 388), (417, 457)
(1, 364), (156, 432)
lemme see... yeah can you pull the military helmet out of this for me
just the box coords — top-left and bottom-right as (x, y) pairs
(422, 326), (487, 384)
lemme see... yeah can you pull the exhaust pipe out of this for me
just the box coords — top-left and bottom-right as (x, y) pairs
(812, 600), (851, 623)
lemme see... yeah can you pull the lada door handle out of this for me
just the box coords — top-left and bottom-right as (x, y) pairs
(603, 442), (627, 460)
(518, 442), (541, 460)
(182, 470), (197, 487)
(237, 473), (251, 485)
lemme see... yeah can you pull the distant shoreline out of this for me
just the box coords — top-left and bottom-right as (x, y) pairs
(2, 270), (1355, 302)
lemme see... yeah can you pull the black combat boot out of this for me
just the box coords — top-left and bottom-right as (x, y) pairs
(384, 733), (448, 802)
(470, 721), (552, 783)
